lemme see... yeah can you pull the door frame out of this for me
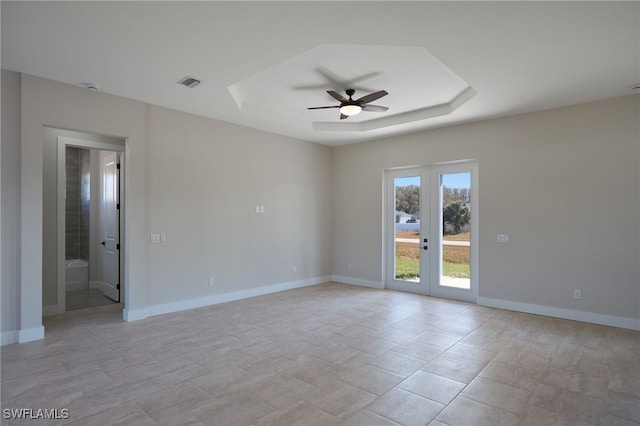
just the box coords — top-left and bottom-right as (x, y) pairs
(384, 161), (479, 303)
(55, 137), (125, 314)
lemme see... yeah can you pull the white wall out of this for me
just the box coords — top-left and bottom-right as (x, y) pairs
(1, 70), (22, 344)
(18, 74), (147, 340)
(2, 73), (334, 343)
(333, 95), (640, 326)
(144, 105), (333, 311)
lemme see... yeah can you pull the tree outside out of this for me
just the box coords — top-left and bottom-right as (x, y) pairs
(443, 201), (470, 234)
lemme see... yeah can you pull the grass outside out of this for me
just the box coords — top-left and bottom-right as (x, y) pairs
(395, 256), (420, 280)
(394, 230), (470, 280)
(443, 231), (470, 242)
(396, 230), (470, 241)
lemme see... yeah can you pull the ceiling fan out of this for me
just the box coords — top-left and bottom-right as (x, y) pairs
(307, 89), (389, 120)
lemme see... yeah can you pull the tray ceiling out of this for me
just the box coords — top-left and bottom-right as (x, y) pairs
(2, 1), (638, 146)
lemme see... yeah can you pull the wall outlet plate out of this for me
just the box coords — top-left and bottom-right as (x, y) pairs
(497, 234), (510, 243)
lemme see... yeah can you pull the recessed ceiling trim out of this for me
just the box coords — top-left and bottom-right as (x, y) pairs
(228, 43), (475, 133)
(312, 86), (477, 132)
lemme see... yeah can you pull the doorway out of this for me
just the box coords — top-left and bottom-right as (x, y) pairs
(385, 162), (478, 302)
(56, 136), (125, 313)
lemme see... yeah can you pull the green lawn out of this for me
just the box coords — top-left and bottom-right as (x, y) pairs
(442, 262), (470, 279)
(395, 256), (470, 280)
(395, 256), (420, 280)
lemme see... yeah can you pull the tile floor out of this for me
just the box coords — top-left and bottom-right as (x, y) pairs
(65, 289), (117, 311)
(1, 282), (639, 425)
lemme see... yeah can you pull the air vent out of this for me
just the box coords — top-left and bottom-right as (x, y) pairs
(177, 76), (202, 88)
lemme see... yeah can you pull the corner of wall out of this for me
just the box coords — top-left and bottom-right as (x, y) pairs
(1, 69), (23, 341)
(18, 325), (45, 343)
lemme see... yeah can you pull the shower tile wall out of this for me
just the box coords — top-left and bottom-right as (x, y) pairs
(65, 147), (90, 261)
(79, 149), (91, 258)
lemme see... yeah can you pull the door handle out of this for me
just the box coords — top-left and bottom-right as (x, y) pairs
(100, 241), (106, 246)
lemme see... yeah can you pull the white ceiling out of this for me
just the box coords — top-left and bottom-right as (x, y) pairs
(2, 1), (639, 146)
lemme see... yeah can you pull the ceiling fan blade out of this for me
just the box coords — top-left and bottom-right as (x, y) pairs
(340, 113), (349, 120)
(307, 106), (340, 110)
(355, 90), (388, 105)
(327, 90), (349, 103)
(362, 104), (389, 112)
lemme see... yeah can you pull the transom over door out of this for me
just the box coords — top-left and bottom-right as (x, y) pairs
(385, 163), (478, 303)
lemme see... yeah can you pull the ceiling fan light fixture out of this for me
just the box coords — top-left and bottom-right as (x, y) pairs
(339, 104), (362, 116)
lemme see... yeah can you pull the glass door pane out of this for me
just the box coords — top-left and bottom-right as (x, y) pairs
(394, 176), (421, 282)
(429, 163), (477, 303)
(439, 172), (471, 290)
(386, 168), (429, 294)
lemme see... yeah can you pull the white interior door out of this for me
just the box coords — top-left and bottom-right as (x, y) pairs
(386, 163), (477, 302)
(101, 152), (120, 302)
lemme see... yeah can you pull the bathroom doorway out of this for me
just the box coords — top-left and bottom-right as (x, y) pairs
(63, 146), (120, 310)
(55, 135), (125, 313)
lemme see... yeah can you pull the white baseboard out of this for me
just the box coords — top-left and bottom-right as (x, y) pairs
(123, 276), (332, 322)
(478, 297), (640, 331)
(18, 326), (45, 343)
(1, 330), (19, 346)
(123, 307), (148, 322)
(332, 275), (385, 289)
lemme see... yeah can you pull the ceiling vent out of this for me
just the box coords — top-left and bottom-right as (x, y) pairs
(178, 76), (202, 88)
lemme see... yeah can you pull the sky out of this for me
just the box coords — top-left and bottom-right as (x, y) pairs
(396, 172), (470, 189)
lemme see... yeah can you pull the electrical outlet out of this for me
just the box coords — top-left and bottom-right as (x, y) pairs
(497, 234), (510, 243)
(347, 263), (352, 270)
(208, 277), (215, 287)
(292, 266), (297, 273)
(573, 289), (582, 299)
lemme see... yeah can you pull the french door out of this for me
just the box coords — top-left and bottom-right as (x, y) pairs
(385, 163), (477, 302)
